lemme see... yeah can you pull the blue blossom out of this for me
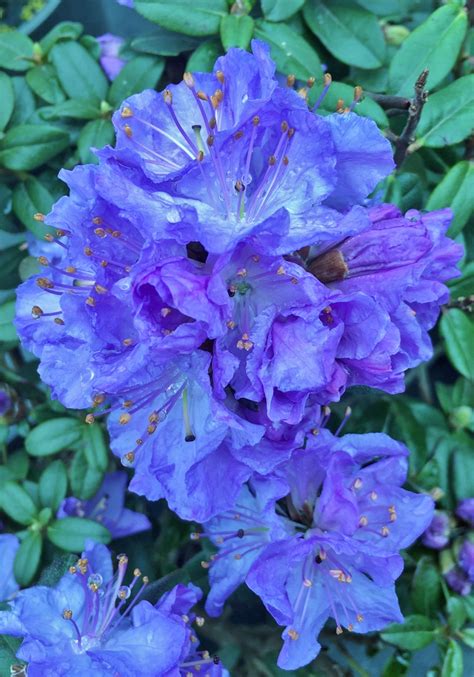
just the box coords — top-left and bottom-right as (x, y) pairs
(57, 472), (151, 539)
(0, 534), (19, 602)
(0, 541), (225, 676)
(456, 498), (474, 527)
(421, 511), (450, 550)
(199, 429), (433, 669)
(97, 34), (126, 81)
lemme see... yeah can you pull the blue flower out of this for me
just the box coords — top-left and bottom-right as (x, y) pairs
(0, 542), (225, 676)
(199, 429), (433, 669)
(421, 511), (450, 550)
(0, 534), (19, 602)
(97, 34), (126, 81)
(57, 472), (151, 539)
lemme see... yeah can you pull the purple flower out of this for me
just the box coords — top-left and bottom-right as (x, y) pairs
(57, 472), (151, 539)
(200, 430), (433, 670)
(421, 511), (450, 550)
(97, 34), (126, 81)
(0, 541), (225, 676)
(459, 540), (474, 582)
(117, 0), (134, 6)
(0, 534), (19, 602)
(456, 498), (474, 527)
(0, 388), (12, 417)
(445, 567), (471, 597)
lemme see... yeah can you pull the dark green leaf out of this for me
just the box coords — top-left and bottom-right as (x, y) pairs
(9, 76), (35, 126)
(25, 417), (84, 457)
(50, 41), (108, 102)
(70, 449), (104, 500)
(426, 161), (474, 237)
(441, 640), (463, 677)
(108, 55), (165, 108)
(26, 64), (66, 104)
(0, 481), (38, 525)
(303, 1), (385, 69)
(0, 300), (17, 343)
(40, 99), (101, 121)
(78, 119), (115, 164)
(0, 635), (22, 675)
(38, 553), (76, 586)
(220, 14), (254, 51)
(0, 124), (69, 171)
(39, 21), (83, 54)
(440, 309), (474, 380)
(0, 32), (34, 71)
(131, 30), (199, 57)
(135, 0), (227, 37)
(254, 21), (322, 81)
(39, 460), (68, 512)
(416, 76), (474, 149)
(449, 261), (474, 299)
(447, 597), (467, 631)
(388, 4), (468, 96)
(262, 0), (305, 22)
(411, 556), (441, 617)
(381, 615), (437, 650)
(47, 517), (111, 552)
(389, 399), (427, 473)
(14, 531), (42, 586)
(186, 39), (222, 72)
(12, 177), (55, 238)
(452, 438), (474, 500)
(460, 628), (474, 648)
(0, 245), (25, 290)
(82, 424), (108, 473)
(0, 73), (14, 131)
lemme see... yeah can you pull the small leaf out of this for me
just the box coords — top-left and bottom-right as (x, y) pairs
(0, 635), (22, 676)
(447, 597), (467, 632)
(108, 55), (165, 108)
(0, 301), (17, 343)
(13, 531), (42, 586)
(12, 177), (55, 239)
(0, 124), (69, 171)
(411, 556), (441, 617)
(254, 21), (322, 81)
(47, 517), (111, 552)
(416, 76), (474, 149)
(39, 460), (68, 512)
(441, 640), (463, 677)
(460, 628), (474, 649)
(0, 73), (14, 131)
(0, 481), (38, 525)
(78, 119), (115, 164)
(452, 438), (474, 501)
(0, 246), (25, 291)
(39, 21), (84, 54)
(82, 424), (109, 473)
(186, 39), (222, 72)
(39, 99), (102, 121)
(25, 65), (66, 104)
(9, 76), (35, 126)
(381, 615), (437, 650)
(303, 1), (386, 69)
(131, 30), (198, 57)
(0, 32), (34, 71)
(262, 0), (305, 22)
(135, 0), (227, 37)
(220, 15), (254, 51)
(440, 309), (474, 380)
(388, 4), (467, 96)
(70, 449), (104, 500)
(50, 41), (108, 102)
(25, 417), (84, 457)
(426, 161), (474, 237)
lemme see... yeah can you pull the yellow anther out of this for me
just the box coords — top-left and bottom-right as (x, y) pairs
(307, 76), (316, 88)
(124, 124), (133, 138)
(359, 516), (368, 527)
(252, 115), (260, 126)
(197, 90), (208, 101)
(160, 307), (172, 317)
(216, 70), (224, 84)
(195, 616), (205, 627)
(122, 338), (134, 346)
(133, 568), (142, 577)
(357, 613), (364, 622)
(226, 320), (236, 329)
(119, 412), (131, 425)
(85, 413), (95, 425)
(34, 212), (45, 221)
(37, 277), (54, 289)
(381, 526), (390, 537)
(54, 318), (65, 325)
(86, 296), (95, 307)
(124, 451), (135, 464)
(147, 423), (157, 435)
(38, 256), (49, 266)
(288, 628), (299, 640)
(95, 284), (107, 294)
(32, 305), (43, 317)
(277, 266), (286, 275)
(121, 106), (133, 118)
(63, 609), (73, 620)
(163, 90), (172, 105)
(183, 72), (195, 88)
(370, 491), (378, 501)
(92, 217), (103, 225)
(353, 478), (363, 490)
(286, 74), (295, 88)
(336, 626), (343, 635)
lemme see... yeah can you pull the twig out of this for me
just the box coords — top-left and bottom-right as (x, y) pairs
(366, 93), (411, 110)
(393, 69), (429, 168)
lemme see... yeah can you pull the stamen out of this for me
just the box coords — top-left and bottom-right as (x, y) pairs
(312, 73), (332, 112)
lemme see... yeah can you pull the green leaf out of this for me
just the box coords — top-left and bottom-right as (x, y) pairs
(26, 64), (66, 104)
(70, 449), (104, 500)
(25, 417), (84, 457)
(220, 14), (254, 51)
(39, 99), (102, 121)
(47, 517), (111, 552)
(39, 460), (68, 512)
(14, 531), (42, 586)
(0, 32), (34, 71)
(135, 0), (227, 37)
(9, 76), (35, 126)
(186, 39), (222, 72)
(389, 399), (427, 473)
(447, 597), (467, 631)
(78, 119), (115, 164)
(131, 30), (198, 57)
(388, 4), (468, 96)
(310, 80), (388, 127)
(0, 73), (14, 131)
(0, 245), (25, 290)
(411, 556), (441, 617)
(254, 21), (322, 81)
(416, 76), (474, 149)
(426, 161), (474, 237)
(303, 1), (385, 69)
(381, 615), (437, 650)
(82, 424), (108, 473)
(0, 635), (22, 675)
(108, 55), (165, 108)
(440, 309), (474, 380)
(0, 481), (38, 525)
(50, 41), (108, 102)
(0, 124), (69, 171)
(460, 628), (474, 648)
(39, 21), (83, 54)
(442, 640), (463, 677)
(262, 0), (305, 22)
(12, 177), (55, 239)
(452, 438), (474, 501)
(0, 300), (17, 343)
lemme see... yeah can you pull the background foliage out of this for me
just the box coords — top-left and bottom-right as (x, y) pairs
(0, 0), (473, 674)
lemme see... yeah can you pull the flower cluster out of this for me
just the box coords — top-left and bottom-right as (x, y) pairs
(0, 541), (225, 676)
(12, 41), (463, 670)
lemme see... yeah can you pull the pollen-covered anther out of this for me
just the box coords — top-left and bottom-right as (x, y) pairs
(283, 155), (289, 166)
(281, 120), (289, 133)
(37, 256), (49, 266)
(148, 412), (158, 424)
(353, 85), (363, 103)
(211, 89), (223, 109)
(277, 265), (286, 275)
(84, 246), (93, 256)
(94, 227), (106, 238)
(336, 626), (344, 635)
(122, 338), (134, 346)
(183, 71), (195, 88)
(147, 423), (157, 435)
(234, 130), (244, 140)
(119, 412), (131, 425)
(307, 76), (316, 88)
(370, 490), (378, 501)
(197, 90), (208, 101)
(86, 296), (95, 307)
(93, 394), (105, 406)
(235, 179), (244, 193)
(381, 526), (390, 537)
(336, 98), (345, 113)
(54, 317), (65, 325)
(95, 284), (107, 294)
(303, 578), (312, 587)
(133, 568), (142, 577)
(359, 515), (368, 527)
(195, 616), (205, 627)
(34, 212), (45, 221)
(124, 124), (133, 138)
(207, 134), (215, 147)
(236, 333), (253, 351)
(290, 277), (298, 285)
(236, 268), (247, 277)
(252, 115), (260, 126)
(297, 87), (308, 100)
(311, 428), (319, 436)
(31, 305), (43, 318)
(37, 277), (54, 289)
(160, 307), (172, 317)
(286, 74), (296, 88)
(197, 150), (204, 162)
(92, 216), (103, 225)
(69, 566), (77, 574)
(123, 451), (135, 464)
(226, 320), (236, 329)
(45, 233), (54, 242)
(216, 69), (225, 84)
(209, 116), (216, 129)
(268, 155), (277, 166)
(163, 89), (172, 105)
(85, 413), (95, 425)
(288, 628), (299, 640)
(62, 609), (73, 620)
(121, 105), (133, 118)
(353, 477), (363, 490)
(357, 613), (364, 622)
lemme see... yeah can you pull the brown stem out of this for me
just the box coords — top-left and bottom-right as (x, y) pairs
(393, 69), (429, 168)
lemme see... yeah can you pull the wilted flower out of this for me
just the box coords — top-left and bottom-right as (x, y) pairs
(57, 472), (151, 539)
(421, 511), (450, 550)
(0, 534), (19, 602)
(0, 541), (224, 676)
(97, 34), (126, 81)
(199, 430), (433, 669)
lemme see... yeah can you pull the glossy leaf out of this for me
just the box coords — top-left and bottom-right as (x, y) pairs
(254, 21), (322, 80)
(0, 124), (69, 171)
(25, 65), (66, 104)
(441, 640), (463, 677)
(134, 0), (227, 37)
(108, 55), (165, 107)
(77, 119), (115, 164)
(39, 460), (68, 512)
(220, 15), (254, 51)
(426, 161), (474, 237)
(13, 531), (43, 586)
(0, 73), (14, 131)
(0, 481), (38, 525)
(25, 417), (84, 457)
(440, 309), (474, 380)
(381, 615), (437, 650)
(262, 0), (305, 22)
(0, 32), (34, 71)
(47, 517), (111, 552)
(50, 41), (108, 102)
